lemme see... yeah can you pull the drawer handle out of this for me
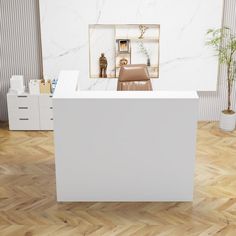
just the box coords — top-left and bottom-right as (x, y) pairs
(50, 118), (54, 120)
(49, 95), (53, 98)
(50, 107), (53, 109)
(18, 107), (28, 109)
(17, 95), (28, 98)
(19, 118), (29, 121)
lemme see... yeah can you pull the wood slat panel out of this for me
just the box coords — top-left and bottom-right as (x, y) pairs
(0, 0), (43, 121)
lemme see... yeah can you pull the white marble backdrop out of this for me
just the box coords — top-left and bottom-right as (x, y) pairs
(39, 0), (223, 91)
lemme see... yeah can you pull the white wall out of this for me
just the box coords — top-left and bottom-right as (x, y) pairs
(198, 0), (236, 120)
(0, 0), (235, 121)
(39, 0), (223, 91)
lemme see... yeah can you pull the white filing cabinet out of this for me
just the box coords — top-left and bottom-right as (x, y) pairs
(7, 93), (53, 131)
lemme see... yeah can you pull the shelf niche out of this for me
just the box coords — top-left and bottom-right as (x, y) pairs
(89, 24), (160, 79)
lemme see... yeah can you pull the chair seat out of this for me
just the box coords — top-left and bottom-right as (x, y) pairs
(117, 81), (152, 91)
(117, 64), (153, 91)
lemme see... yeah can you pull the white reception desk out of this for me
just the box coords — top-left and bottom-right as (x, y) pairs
(53, 71), (199, 202)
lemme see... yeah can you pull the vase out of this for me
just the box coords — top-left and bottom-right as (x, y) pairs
(147, 58), (151, 66)
(219, 110), (236, 131)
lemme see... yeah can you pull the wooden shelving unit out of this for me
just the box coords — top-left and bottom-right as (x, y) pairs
(89, 24), (160, 79)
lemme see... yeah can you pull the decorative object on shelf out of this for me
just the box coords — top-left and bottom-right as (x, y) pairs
(138, 25), (151, 66)
(207, 27), (236, 131)
(116, 54), (131, 77)
(29, 80), (40, 94)
(99, 53), (108, 78)
(9, 75), (25, 94)
(51, 79), (58, 94)
(40, 79), (51, 94)
(116, 39), (131, 77)
(117, 39), (130, 53)
(139, 40), (151, 66)
(119, 58), (129, 66)
(138, 25), (149, 39)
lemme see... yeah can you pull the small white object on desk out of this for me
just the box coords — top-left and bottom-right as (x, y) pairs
(29, 79), (40, 94)
(9, 75), (25, 94)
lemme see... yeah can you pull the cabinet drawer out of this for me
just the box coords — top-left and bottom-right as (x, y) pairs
(40, 107), (53, 118)
(8, 116), (40, 130)
(7, 94), (38, 109)
(8, 105), (38, 116)
(40, 117), (53, 130)
(7, 94), (40, 130)
(7, 93), (54, 130)
(40, 108), (53, 130)
(39, 94), (53, 108)
(10, 108), (31, 118)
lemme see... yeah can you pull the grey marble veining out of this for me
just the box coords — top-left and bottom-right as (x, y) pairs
(39, 0), (224, 91)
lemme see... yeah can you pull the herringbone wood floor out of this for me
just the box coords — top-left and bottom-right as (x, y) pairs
(0, 122), (236, 236)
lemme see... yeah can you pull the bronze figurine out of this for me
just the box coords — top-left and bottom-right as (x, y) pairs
(99, 53), (108, 78)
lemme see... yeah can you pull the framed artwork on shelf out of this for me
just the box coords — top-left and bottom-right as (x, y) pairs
(117, 39), (130, 53)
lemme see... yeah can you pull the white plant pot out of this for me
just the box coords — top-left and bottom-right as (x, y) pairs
(219, 111), (236, 131)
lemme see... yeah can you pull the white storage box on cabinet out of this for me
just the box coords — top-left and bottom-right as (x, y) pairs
(7, 94), (40, 130)
(39, 94), (53, 130)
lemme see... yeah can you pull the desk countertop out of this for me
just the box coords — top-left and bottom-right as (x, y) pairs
(53, 71), (199, 100)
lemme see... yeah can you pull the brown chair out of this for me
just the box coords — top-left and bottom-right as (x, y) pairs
(117, 64), (153, 91)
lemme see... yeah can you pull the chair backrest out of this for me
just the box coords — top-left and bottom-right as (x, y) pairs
(117, 64), (153, 91)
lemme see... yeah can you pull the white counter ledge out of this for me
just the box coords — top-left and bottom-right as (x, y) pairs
(53, 71), (199, 202)
(53, 71), (198, 100)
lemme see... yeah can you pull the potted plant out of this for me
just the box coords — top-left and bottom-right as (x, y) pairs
(206, 27), (236, 131)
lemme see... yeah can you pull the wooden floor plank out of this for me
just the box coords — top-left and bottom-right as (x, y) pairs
(0, 121), (236, 235)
